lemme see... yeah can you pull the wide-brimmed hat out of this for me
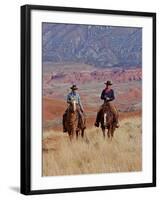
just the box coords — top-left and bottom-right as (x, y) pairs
(70, 84), (78, 90)
(104, 80), (113, 85)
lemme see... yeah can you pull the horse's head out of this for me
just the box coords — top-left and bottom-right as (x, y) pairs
(69, 98), (77, 113)
(102, 103), (113, 128)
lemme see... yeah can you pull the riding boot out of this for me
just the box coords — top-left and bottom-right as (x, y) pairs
(95, 110), (101, 127)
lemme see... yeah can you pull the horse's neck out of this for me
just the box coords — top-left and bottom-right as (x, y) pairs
(73, 101), (76, 111)
(67, 110), (78, 127)
(103, 105), (110, 113)
(68, 110), (78, 119)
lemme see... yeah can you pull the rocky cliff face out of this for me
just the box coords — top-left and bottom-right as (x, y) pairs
(43, 65), (142, 85)
(42, 23), (142, 68)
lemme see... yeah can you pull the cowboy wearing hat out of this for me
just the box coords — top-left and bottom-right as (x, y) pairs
(63, 84), (85, 132)
(94, 80), (119, 128)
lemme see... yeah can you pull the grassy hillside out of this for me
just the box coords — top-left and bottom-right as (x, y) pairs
(42, 116), (142, 176)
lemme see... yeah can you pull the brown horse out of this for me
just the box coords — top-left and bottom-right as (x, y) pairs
(66, 99), (85, 141)
(100, 103), (116, 139)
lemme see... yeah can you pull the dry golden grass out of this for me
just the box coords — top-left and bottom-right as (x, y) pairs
(42, 116), (142, 176)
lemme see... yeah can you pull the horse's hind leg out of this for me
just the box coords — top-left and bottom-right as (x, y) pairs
(102, 128), (106, 138)
(81, 129), (85, 138)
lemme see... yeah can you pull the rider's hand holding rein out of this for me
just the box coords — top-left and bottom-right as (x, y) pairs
(105, 97), (111, 101)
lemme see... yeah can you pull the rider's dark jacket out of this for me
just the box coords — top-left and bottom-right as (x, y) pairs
(101, 89), (115, 102)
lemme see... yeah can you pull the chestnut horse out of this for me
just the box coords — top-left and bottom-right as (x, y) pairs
(66, 99), (85, 141)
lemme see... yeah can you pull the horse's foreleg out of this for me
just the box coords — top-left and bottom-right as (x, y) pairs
(69, 133), (73, 141)
(76, 130), (79, 140)
(107, 128), (111, 139)
(68, 130), (74, 141)
(111, 126), (115, 139)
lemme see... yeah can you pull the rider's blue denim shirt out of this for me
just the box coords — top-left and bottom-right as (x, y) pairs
(67, 92), (83, 110)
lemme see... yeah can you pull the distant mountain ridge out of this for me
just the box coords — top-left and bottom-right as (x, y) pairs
(43, 65), (142, 86)
(42, 23), (142, 68)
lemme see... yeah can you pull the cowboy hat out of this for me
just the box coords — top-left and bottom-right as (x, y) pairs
(104, 80), (113, 85)
(70, 84), (78, 90)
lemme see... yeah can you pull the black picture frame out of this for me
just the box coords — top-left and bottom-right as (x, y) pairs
(21, 4), (156, 195)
